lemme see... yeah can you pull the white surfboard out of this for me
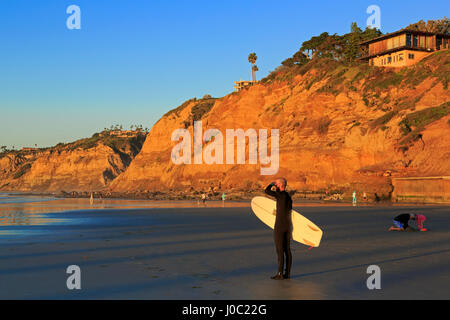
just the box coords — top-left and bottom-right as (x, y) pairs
(251, 196), (323, 247)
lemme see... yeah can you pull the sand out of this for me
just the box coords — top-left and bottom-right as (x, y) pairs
(0, 202), (449, 299)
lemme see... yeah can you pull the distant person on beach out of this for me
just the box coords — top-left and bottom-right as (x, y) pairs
(388, 213), (427, 231)
(201, 193), (207, 205)
(363, 192), (367, 201)
(221, 192), (226, 207)
(264, 178), (292, 280)
(352, 191), (357, 206)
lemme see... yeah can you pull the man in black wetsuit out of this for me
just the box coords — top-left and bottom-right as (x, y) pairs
(265, 178), (292, 280)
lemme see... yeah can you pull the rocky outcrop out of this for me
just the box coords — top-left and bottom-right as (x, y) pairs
(0, 132), (146, 192)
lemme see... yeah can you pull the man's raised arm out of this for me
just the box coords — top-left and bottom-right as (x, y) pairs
(265, 182), (278, 198)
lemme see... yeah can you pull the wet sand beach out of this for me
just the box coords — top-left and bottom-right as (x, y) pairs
(0, 197), (449, 299)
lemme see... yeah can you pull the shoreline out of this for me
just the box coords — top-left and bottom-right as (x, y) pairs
(2, 190), (449, 207)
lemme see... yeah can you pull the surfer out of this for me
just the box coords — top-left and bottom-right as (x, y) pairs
(388, 213), (427, 231)
(264, 178), (292, 280)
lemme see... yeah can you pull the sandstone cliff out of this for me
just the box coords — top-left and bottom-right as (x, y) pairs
(0, 131), (146, 192)
(108, 50), (450, 199)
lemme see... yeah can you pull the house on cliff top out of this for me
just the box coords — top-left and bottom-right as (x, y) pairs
(359, 29), (450, 67)
(234, 80), (257, 92)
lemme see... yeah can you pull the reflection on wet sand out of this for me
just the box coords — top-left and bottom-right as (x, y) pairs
(0, 195), (251, 227)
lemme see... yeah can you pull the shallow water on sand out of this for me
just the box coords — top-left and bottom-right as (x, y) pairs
(0, 193), (249, 237)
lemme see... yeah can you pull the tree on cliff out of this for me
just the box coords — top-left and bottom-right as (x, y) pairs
(298, 23), (381, 62)
(252, 64), (259, 77)
(405, 17), (450, 34)
(281, 51), (309, 67)
(248, 52), (258, 81)
(344, 22), (382, 62)
(262, 22), (382, 82)
(344, 22), (363, 62)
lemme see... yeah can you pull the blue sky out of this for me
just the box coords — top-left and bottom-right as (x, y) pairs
(1, 0), (448, 148)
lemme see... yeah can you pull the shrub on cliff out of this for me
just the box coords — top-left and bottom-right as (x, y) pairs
(13, 163), (32, 179)
(191, 99), (216, 121)
(398, 102), (450, 145)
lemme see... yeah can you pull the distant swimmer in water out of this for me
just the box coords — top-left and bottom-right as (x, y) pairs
(264, 178), (292, 280)
(389, 213), (427, 231)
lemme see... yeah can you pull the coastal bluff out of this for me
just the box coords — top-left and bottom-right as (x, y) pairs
(109, 51), (450, 200)
(1, 51), (449, 201)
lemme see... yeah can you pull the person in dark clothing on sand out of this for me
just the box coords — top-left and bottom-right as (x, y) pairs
(265, 178), (292, 280)
(389, 213), (427, 231)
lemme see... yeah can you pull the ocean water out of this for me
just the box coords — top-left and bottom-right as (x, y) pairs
(0, 193), (73, 234)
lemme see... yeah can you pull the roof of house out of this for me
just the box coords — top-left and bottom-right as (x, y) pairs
(360, 29), (450, 46)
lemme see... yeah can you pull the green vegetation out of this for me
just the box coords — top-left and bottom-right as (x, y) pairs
(370, 111), (398, 129)
(248, 53), (258, 82)
(163, 98), (197, 118)
(48, 130), (146, 156)
(165, 97), (216, 128)
(262, 22), (381, 84)
(363, 69), (404, 91)
(405, 17), (450, 34)
(398, 102), (450, 145)
(191, 98), (216, 121)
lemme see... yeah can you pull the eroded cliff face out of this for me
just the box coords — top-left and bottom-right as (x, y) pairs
(109, 51), (450, 198)
(1, 52), (448, 198)
(0, 132), (146, 192)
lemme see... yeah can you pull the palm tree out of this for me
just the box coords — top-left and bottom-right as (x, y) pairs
(248, 53), (258, 82)
(252, 64), (259, 78)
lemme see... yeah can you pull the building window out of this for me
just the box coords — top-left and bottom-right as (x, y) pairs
(419, 35), (425, 48)
(413, 35), (418, 48)
(408, 53), (415, 59)
(388, 56), (392, 63)
(399, 53), (404, 61)
(406, 34), (411, 47)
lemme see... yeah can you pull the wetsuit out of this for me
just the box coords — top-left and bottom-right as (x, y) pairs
(265, 183), (293, 278)
(393, 213), (411, 229)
